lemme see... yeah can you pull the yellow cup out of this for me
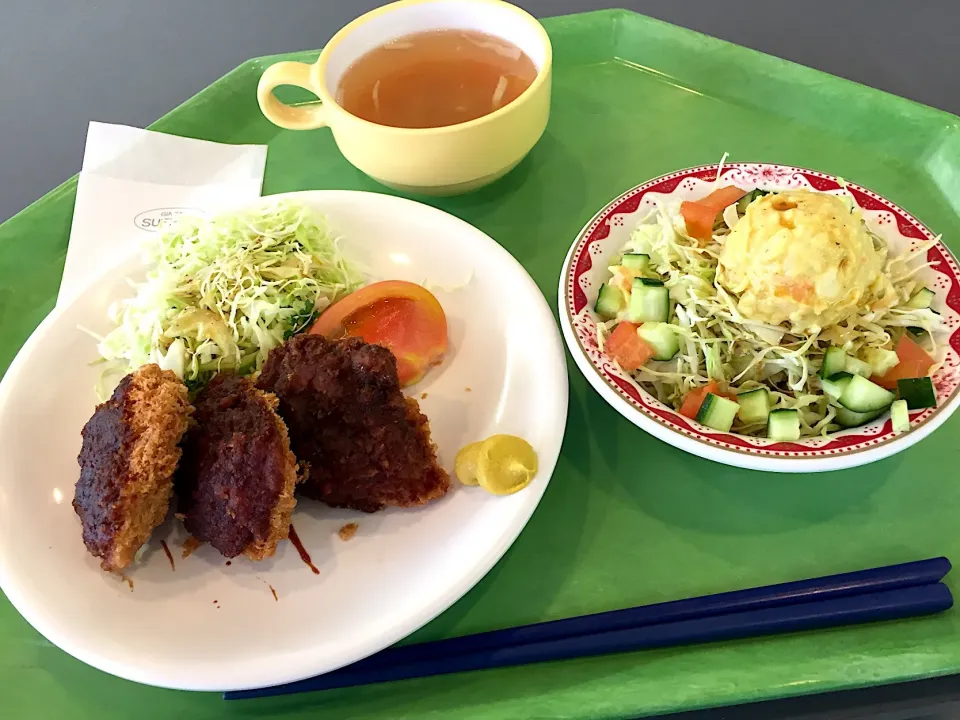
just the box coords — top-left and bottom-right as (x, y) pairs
(257, 0), (552, 196)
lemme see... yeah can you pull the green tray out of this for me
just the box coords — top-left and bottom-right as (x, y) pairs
(3, 9), (960, 719)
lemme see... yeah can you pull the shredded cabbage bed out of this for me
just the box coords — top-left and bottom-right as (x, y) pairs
(91, 200), (361, 396)
(598, 190), (946, 437)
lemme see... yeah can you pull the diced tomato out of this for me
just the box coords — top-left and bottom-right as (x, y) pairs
(606, 322), (654, 371)
(872, 334), (935, 390)
(699, 186), (749, 213)
(677, 379), (737, 419)
(680, 201), (719, 244)
(679, 380), (720, 419)
(309, 280), (447, 387)
(680, 186), (748, 243)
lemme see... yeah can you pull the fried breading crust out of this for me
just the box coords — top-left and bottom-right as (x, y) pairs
(176, 374), (299, 560)
(74, 364), (192, 572)
(257, 334), (450, 513)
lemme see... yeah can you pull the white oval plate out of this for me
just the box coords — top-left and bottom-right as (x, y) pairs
(0, 190), (568, 691)
(559, 163), (960, 472)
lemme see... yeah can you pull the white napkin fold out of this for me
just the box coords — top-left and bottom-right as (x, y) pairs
(59, 122), (267, 304)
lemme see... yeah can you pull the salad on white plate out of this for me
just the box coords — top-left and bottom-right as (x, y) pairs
(86, 200), (361, 396)
(594, 182), (945, 441)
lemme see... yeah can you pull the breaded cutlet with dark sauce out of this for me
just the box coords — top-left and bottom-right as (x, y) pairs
(176, 374), (299, 560)
(257, 334), (449, 513)
(74, 364), (192, 572)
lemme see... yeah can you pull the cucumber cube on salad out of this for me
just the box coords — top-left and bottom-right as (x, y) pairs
(736, 388), (770, 424)
(636, 322), (679, 361)
(621, 253), (651, 273)
(819, 346), (847, 378)
(897, 377), (936, 409)
(891, 399), (910, 434)
(696, 394), (740, 432)
(906, 287), (935, 310)
(834, 406), (884, 428)
(594, 283), (623, 319)
(821, 372), (853, 401)
(767, 409), (800, 441)
(627, 278), (671, 323)
(838, 375), (896, 413)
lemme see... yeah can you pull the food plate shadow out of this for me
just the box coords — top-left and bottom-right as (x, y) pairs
(415, 140), (535, 207)
(436, 132), (589, 252)
(580, 383), (897, 536)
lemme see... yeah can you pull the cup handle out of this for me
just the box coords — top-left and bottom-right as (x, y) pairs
(257, 61), (328, 130)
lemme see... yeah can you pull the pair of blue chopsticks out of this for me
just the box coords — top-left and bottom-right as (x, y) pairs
(225, 557), (953, 700)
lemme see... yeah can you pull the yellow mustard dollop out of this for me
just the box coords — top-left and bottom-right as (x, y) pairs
(454, 435), (538, 495)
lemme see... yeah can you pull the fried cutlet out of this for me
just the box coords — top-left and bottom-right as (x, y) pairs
(176, 374), (299, 560)
(74, 364), (192, 572)
(256, 334), (450, 513)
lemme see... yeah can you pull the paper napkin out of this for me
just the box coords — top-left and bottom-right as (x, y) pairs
(59, 122), (267, 304)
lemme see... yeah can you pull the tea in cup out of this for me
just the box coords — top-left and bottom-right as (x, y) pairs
(257, 0), (552, 195)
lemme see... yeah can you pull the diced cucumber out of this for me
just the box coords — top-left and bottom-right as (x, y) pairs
(838, 375), (896, 413)
(594, 283), (624, 319)
(736, 189), (769, 214)
(636, 322), (679, 361)
(767, 409), (800, 441)
(834, 406), (884, 428)
(736, 388), (770, 424)
(844, 355), (874, 378)
(820, 346), (847, 378)
(891, 399), (910, 434)
(897, 377), (937, 409)
(696, 393), (740, 432)
(864, 347), (900, 376)
(906, 287), (935, 310)
(821, 372), (853, 401)
(621, 253), (651, 272)
(627, 278), (671, 323)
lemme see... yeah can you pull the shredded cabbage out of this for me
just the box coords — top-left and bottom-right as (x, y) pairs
(93, 200), (361, 396)
(599, 193), (947, 437)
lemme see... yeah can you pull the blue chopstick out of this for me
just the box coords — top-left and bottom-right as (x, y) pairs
(353, 556), (951, 670)
(225, 557), (952, 700)
(228, 583), (952, 700)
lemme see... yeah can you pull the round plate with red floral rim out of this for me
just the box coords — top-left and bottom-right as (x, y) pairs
(558, 163), (960, 472)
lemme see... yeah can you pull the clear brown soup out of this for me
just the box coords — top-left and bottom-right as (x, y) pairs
(336, 29), (537, 129)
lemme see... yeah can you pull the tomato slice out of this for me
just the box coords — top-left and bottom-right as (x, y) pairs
(872, 334), (935, 390)
(680, 186), (748, 243)
(606, 322), (654, 371)
(309, 280), (448, 387)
